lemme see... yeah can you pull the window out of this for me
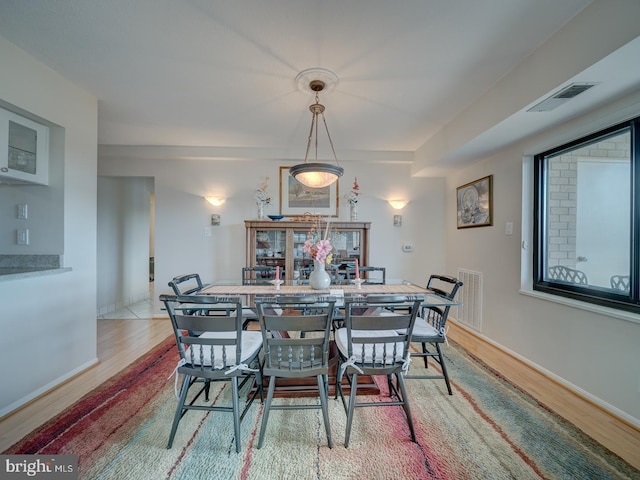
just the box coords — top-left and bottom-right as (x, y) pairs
(533, 116), (640, 313)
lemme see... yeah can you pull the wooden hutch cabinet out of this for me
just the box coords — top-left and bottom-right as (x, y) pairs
(245, 220), (371, 283)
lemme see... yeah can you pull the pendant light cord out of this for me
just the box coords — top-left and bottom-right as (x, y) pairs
(303, 92), (340, 166)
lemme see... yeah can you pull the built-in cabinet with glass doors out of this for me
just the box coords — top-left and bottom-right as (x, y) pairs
(245, 220), (370, 284)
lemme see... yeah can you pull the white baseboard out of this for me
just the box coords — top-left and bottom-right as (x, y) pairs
(0, 357), (99, 419)
(448, 318), (640, 430)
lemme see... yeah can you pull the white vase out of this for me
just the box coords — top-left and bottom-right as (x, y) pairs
(257, 203), (265, 219)
(309, 259), (331, 290)
(350, 203), (358, 221)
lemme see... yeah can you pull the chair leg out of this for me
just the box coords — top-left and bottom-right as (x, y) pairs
(396, 373), (417, 443)
(335, 357), (343, 400)
(204, 380), (211, 401)
(422, 342), (429, 368)
(167, 375), (190, 449)
(253, 363), (265, 403)
(316, 374), (333, 448)
(231, 377), (241, 453)
(344, 373), (359, 448)
(436, 343), (453, 395)
(257, 376), (277, 449)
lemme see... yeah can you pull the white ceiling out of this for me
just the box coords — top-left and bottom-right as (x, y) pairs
(1, 0), (638, 170)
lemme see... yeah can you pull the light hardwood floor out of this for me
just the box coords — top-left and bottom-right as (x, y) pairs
(1, 316), (638, 471)
(448, 320), (640, 470)
(0, 317), (173, 452)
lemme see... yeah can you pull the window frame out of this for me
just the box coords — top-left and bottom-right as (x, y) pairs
(533, 116), (640, 314)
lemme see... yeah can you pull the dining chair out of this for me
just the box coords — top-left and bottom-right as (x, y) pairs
(160, 294), (263, 453)
(242, 266), (279, 285)
(254, 295), (337, 449)
(335, 294), (423, 447)
(330, 264), (349, 285)
(403, 274), (463, 395)
(346, 266), (386, 285)
(169, 272), (207, 295)
(169, 272), (255, 328)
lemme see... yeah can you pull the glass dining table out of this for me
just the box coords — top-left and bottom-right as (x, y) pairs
(199, 281), (458, 304)
(198, 281), (461, 398)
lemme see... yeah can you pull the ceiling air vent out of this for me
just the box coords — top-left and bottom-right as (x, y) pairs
(527, 82), (597, 112)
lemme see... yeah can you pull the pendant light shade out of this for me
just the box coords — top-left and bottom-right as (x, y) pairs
(289, 162), (343, 189)
(290, 73), (343, 188)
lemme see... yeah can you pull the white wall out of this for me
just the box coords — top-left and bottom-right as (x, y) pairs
(97, 157), (446, 315)
(444, 90), (640, 426)
(0, 37), (98, 416)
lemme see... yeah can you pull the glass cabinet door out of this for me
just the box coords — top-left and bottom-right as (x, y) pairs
(255, 229), (286, 269)
(246, 220), (370, 284)
(330, 230), (361, 264)
(329, 230), (361, 283)
(291, 228), (362, 284)
(293, 229), (312, 284)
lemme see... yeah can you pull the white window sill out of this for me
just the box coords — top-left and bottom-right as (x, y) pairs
(519, 288), (640, 325)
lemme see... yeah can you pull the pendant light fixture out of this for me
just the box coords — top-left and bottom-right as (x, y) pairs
(289, 69), (344, 189)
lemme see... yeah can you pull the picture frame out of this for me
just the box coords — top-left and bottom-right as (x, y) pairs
(456, 175), (493, 229)
(279, 166), (339, 217)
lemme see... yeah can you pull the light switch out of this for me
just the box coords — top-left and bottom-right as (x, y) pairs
(17, 203), (28, 219)
(505, 222), (513, 235)
(17, 229), (29, 245)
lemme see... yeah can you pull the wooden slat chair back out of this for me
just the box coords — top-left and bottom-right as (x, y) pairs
(242, 266), (278, 285)
(346, 266), (386, 285)
(168, 273), (205, 295)
(168, 273), (239, 330)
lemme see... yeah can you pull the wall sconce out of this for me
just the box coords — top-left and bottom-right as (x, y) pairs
(388, 199), (409, 210)
(205, 196), (225, 207)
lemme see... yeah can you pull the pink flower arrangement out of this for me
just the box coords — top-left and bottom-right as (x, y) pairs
(303, 217), (333, 265)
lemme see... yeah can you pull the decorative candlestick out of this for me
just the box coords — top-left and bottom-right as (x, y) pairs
(352, 278), (363, 289)
(270, 279), (283, 291)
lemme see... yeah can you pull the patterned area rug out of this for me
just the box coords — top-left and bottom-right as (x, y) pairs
(5, 337), (639, 479)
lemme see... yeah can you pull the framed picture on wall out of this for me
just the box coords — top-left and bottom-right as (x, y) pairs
(456, 175), (493, 228)
(279, 166), (339, 217)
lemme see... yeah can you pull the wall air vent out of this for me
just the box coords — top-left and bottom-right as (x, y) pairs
(527, 82), (597, 112)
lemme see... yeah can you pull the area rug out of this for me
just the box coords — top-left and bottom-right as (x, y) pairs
(4, 337), (638, 480)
